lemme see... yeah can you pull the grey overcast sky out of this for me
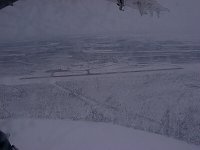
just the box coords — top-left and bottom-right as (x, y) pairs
(0, 0), (200, 41)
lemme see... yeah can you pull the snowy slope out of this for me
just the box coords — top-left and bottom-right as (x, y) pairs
(0, 119), (199, 150)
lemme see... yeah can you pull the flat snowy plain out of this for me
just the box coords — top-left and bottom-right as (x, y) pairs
(0, 36), (200, 148)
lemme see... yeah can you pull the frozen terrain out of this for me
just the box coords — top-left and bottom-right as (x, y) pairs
(0, 119), (199, 150)
(0, 37), (200, 147)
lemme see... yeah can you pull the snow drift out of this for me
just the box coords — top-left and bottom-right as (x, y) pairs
(0, 119), (199, 150)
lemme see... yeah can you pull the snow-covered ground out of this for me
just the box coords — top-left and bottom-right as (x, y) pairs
(0, 119), (199, 150)
(1, 37), (200, 146)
